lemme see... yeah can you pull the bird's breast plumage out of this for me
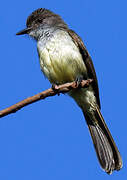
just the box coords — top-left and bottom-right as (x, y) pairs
(37, 30), (87, 84)
(37, 29), (97, 111)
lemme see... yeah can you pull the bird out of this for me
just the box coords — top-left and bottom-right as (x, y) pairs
(16, 8), (122, 174)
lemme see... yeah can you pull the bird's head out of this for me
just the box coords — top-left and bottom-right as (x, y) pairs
(16, 8), (68, 40)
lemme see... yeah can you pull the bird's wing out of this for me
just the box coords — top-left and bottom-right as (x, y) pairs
(68, 29), (101, 108)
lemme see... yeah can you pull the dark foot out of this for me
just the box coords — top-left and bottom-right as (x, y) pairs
(52, 83), (60, 96)
(75, 75), (84, 87)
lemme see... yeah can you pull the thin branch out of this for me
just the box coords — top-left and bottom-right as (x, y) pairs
(0, 79), (93, 118)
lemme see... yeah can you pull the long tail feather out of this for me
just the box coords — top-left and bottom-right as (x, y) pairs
(83, 107), (122, 174)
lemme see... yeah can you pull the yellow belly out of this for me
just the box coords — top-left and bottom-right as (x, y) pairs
(37, 30), (87, 84)
(37, 30), (97, 110)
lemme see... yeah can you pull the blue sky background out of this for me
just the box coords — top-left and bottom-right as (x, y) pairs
(0, 0), (126, 179)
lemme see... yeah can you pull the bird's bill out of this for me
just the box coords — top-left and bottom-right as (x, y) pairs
(16, 27), (31, 35)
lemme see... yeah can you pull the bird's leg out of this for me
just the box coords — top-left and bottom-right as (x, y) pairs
(75, 75), (84, 88)
(51, 82), (60, 96)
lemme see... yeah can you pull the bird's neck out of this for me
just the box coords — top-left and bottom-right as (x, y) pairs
(29, 26), (55, 41)
(29, 24), (68, 41)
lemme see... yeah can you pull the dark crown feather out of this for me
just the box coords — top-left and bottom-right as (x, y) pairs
(26, 8), (68, 29)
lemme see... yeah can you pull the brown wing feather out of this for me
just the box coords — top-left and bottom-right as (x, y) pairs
(68, 29), (101, 108)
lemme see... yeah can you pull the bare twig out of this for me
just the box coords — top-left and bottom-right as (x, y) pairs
(0, 79), (93, 118)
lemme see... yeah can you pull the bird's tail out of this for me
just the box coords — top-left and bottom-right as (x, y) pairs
(83, 107), (122, 174)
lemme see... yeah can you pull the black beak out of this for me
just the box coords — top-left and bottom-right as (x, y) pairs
(16, 27), (31, 35)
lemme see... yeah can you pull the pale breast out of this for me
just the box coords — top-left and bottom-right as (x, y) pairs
(37, 30), (87, 84)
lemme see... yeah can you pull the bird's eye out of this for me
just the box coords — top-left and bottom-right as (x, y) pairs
(38, 19), (42, 23)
